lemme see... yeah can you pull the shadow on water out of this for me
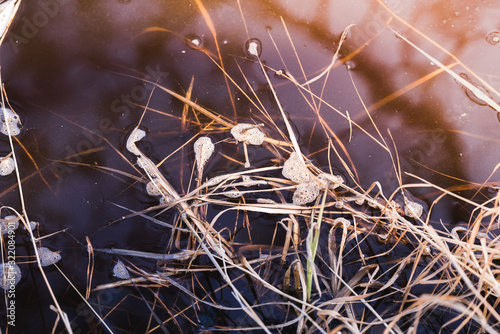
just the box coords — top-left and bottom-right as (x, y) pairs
(0, 0), (499, 332)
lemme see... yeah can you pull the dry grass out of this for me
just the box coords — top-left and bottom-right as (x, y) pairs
(2, 0), (500, 333)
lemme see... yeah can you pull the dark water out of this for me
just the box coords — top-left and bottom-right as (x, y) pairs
(0, 0), (499, 332)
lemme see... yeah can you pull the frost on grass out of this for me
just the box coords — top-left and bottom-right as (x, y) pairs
(0, 215), (19, 234)
(194, 136), (214, 173)
(126, 128), (146, 155)
(113, 260), (130, 280)
(0, 107), (21, 136)
(38, 247), (61, 267)
(231, 123), (265, 145)
(0, 155), (15, 176)
(0, 263), (21, 290)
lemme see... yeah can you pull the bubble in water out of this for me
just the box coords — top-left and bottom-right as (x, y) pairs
(486, 31), (500, 45)
(24, 220), (38, 231)
(458, 73), (492, 106)
(316, 173), (343, 190)
(465, 85), (490, 106)
(345, 60), (356, 70)
(185, 34), (203, 50)
(245, 38), (262, 58)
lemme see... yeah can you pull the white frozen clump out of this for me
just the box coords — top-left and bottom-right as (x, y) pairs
(126, 128), (146, 155)
(0, 263), (21, 290)
(293, 181), (320, 205)
(223, 190), (241, 198)
(0, 156), (15, 176)
(282, 152), (312, 184)
(146, 178), (165, 197)
(239, 175), (267, 187)
(0, 108), (21, 136)
(194, 137), (214, 173)
(404, 200), (424, 219)
(242, 175), (252, 183)
(186, 35), (203, 49)
(283, 154), (344, 205)
(247, 40), (259, 57)
(0, 215), (19, 234)
(333, 217), (351, 228)
(37, 247), (61, 267)
(367, 199), (380, 208)
(231, 123), (265, 146)
(113, 260), (130, 280)
(257, 198), (277, 204)
(246, 38), (262, 58)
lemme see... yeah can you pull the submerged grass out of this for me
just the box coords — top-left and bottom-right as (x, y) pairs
(2, 1), (500, 333)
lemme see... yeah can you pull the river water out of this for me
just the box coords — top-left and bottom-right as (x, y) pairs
(1, 0), (499, 332)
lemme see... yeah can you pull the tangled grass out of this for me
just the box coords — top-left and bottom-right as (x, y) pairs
(2, 0), (500, 333)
